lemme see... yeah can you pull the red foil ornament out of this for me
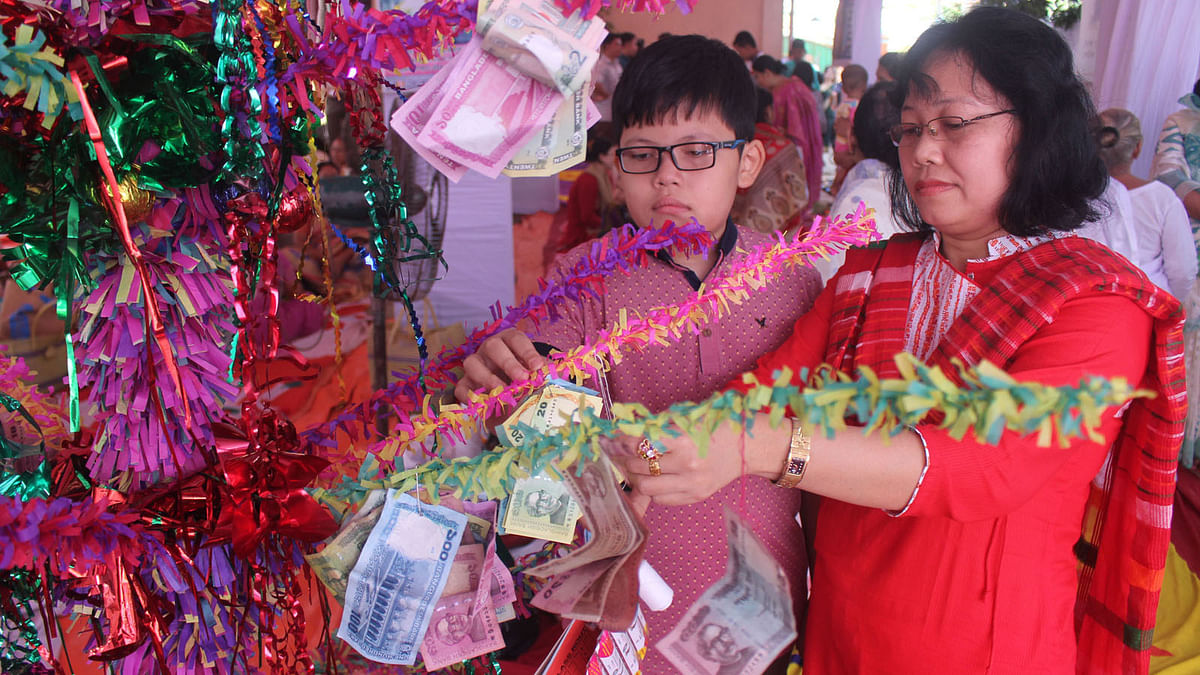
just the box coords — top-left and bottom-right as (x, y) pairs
(212, 408), (338, 558)
(275, 190), (314, 234)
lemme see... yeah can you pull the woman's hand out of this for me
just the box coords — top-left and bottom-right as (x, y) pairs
(605, 418), (791, 507)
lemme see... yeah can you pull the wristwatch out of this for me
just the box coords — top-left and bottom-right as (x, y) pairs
(773, 417), (810, 489)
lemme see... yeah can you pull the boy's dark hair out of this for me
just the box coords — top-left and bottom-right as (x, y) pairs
(613, 35), (757, 142)
(619, 32), (636, 43)
(732, 31), (756, 48)
(750, 55), (786, 75)
(886, 7), (1107, 236)
(601, 33), (620, 48)
(1193, 78), (1200, 99)
(853, 81), (900, 168)
(877, 52), (903, 79)
(790, 39), (806, 54)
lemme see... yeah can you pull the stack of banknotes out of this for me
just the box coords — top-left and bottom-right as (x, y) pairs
(310, 489), (518, 668)
(496, 379), (603, 543)
(527, 458), (648, 632)
(389, 0), (604, 181)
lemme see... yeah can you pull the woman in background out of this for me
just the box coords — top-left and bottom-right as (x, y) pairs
(559, 137), (624, 252)
(731, 87), (809, 233)
(752, 55), (824, 217)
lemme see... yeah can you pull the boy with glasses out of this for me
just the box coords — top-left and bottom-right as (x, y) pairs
(455, 35), (821, 672)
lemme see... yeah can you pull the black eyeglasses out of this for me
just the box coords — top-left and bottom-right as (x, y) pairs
(615, 140), (746, 174)
(888, 110), (1017, 147)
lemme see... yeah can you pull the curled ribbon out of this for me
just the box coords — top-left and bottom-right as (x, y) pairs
(212, 407), (337, 558)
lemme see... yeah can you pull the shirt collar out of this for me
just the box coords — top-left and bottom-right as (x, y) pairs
(930, 228), (1062, 264)
(654, 218), (739, 289)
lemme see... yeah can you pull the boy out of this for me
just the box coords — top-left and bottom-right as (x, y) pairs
(455, 36), (821, 673)
(831, 64), (868, 195)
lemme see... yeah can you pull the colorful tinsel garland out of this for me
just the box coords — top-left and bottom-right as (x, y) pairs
(360, 205), (878, 465)
(312, 353), (1150, 509)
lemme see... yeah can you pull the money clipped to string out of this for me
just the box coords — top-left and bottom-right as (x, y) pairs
(528, 459), (648, 631)
(389, 0), (606, 180)
(503, 474), (582, 543)
(498, 378), (603, 448)
(306, 489), (388, 602)
(337, 490), (467, 665)
(657, 509), (798, 675)
(477, 0), (607, 96)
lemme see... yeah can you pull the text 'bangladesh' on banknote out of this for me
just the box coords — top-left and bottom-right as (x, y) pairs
(337, 490), (467, 665)
(655, 508), (797, 675)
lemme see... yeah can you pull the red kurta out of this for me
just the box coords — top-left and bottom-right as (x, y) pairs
(739, 233), (1183, 674)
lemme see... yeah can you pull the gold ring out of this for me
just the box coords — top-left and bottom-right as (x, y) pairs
(647, 456), (662, 476)
(637, 438), (659, 460)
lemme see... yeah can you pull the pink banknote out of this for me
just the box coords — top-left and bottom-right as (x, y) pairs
(417, 37), (564, 178)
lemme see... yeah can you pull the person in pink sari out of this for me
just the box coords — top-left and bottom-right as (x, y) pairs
(753, 55), (824, 216)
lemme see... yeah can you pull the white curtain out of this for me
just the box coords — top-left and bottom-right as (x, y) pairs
(1076, 0), (1200, 177)
(833, 0), (884, 74)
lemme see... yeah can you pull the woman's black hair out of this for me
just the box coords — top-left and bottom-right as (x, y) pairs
(1193, 78), (1200, 99)
(853, 81), (900, 168)
(754, 86), (774, 125)
(613, 35), (757, 142)
(586, 137), (614, 163)
(877, 52), (904, 80)
(794, 61), (816, 88)
(886, 7), (1107, 236)
(751, 55), (786, 76)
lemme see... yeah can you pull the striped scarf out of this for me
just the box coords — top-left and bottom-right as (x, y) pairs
(826, 232), (1186, 674)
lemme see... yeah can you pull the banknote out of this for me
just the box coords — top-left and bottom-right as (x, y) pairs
(442, 543), (485, 597)
(568, 538), (644, 631)
(477, 0), (607, 95)
(306, 489), (387, 602)
(460, 499), (518, 622)
(530, 557), (612, 616)
(655, 508), (797, 675)
(498, 390), (545, 448)
(417, 37), (564, 178)
(419, 590), (505, 670)
(502, 380), (604, 446)
(503, 86), (590, 177)
(389, 57), (469, 183)
(503, 474), (582, 543)
(528, 459), (640, 577)
(337, 490), (467, 665)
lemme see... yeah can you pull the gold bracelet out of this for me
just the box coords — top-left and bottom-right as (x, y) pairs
(773, 417), (810, 489)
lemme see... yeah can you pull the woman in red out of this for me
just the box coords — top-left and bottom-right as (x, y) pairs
(620, 9), (1184, 674)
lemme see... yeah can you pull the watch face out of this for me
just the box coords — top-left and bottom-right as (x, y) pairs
(786, 457), (807, 475)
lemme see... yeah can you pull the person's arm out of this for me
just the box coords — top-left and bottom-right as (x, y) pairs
(1160, 191), (1199, 301)
(454, 252), (590, 403)
(1152, 115), (1200, 220)
(623, 293), (1152, 517)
